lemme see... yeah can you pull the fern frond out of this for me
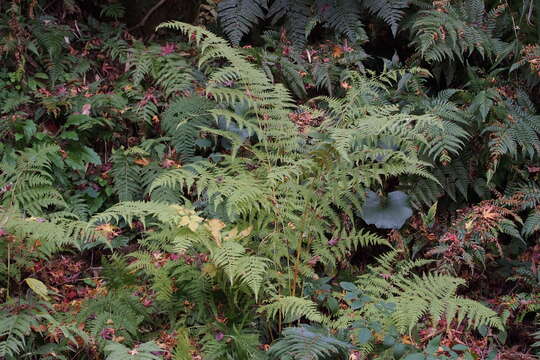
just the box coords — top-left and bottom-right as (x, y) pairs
(269, 325), (352, 360)
(0, 144), (65, 215)
(356, 252), (504, 333)
(104, 341), (162, 360)
(362, 0), (409, 36)
(218, 0), (268, 46)
(259, 296), (326, 323)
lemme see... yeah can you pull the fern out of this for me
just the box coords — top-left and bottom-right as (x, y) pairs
(218, 0), (268, 46)
(259, 296), (326, 323)
(110, 147), (148, 202)
(268, 0), (313, 48)
(78, 291), (148, 348)
(355, 251), (504, 333)
(0, 209), (81, 259)
(211, 241), (271, 299)
(269, 325), (352, 360)
(0, 300), (51, 358)
(411, 89), (470, 164)
(407, 0), (507, 63)
(318, 0), (362, 42)
(104, 341), (163, 360)
(0, 144), (65, 215)
(161, 96), (215, 159)
(485, 97), (540, 177)
(363, 0), (409, 36)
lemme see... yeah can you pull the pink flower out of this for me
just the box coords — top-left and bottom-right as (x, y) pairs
(320, 4), (331, 12)
(343, 44), (354, 53)
(56, 85), (67, 96)
(215, 332), (224, 341)
(160, 43), (176, 56)
(100, 327), (115, 340)
(328, 237), (340, 246)
(81, 103), (92, 116)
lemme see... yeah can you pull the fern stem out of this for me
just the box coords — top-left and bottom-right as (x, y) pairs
(6, 241), (10, 299)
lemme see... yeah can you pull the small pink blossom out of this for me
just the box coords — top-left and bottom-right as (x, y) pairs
(328, 237), (340, 246)
(56, 85), (67, 96)
(100, 327), (115, 340)
(81, 103), (92, 116)
(160, 43), (176, 56)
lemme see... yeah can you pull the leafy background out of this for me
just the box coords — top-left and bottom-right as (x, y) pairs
(0, 0), (539, 359)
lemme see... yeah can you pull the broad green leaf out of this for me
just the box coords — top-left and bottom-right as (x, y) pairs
(360, 191), (413, 229)
(357, 328), (372, 344)
(404, 353), (425, 360)
(340, 282), (357, 292)
(25, 277), (50, 300)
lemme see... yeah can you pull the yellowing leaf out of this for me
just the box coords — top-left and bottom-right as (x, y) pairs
(25, 278), (49, 300)
(332, 45), (343, 58)
(134, 158), (150, 166)
(224, 227), (238, 241)
(401, 335), (414, 345)
(202, 263), (217, 277)
(179, 215), (203, 232)
(206, 219), (225, 246)
(238, 226), (253, 238)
